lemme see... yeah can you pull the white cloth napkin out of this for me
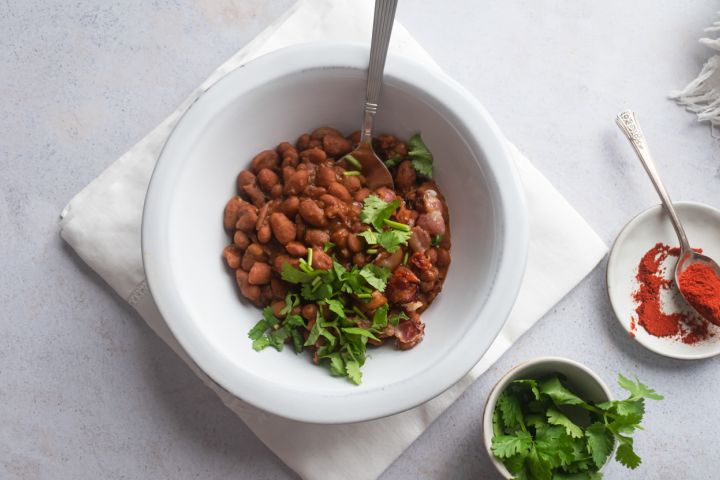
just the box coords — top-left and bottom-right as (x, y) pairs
(59, 1), (608, 479)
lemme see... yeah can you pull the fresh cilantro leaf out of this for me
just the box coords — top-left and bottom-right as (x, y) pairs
(345, 360), (362, 385)
(615, 399), (645, 419)
(615, 440), (641, 469)
(492, 403), (505, 437)
(252, 335), (271, 351)
(377, 229), (412, 253)
(357, 230), (377, 244)
(290, 328), (304, 354)
(431, 234), (443, 247)
(279, 293), (300, 316)
(585, 423), (614, 469)
(608, 413), (643, 435)
(618, 374), (663, 401)
(304, 315), (323, 346)
(327, 353), (345, 376)
(389, 311), (408, 327)
(247, 319), (269, 341)
(281, 262), (318, 284)
(525, 414), (547, 429)
(320, 328), (337, 347)
(539, 377), (587, 406)
(385, 154), (403, 169)
(360, 195), (400, 230)
(325, 298), (346, 319)
(371, 304), (389, 330)
(408, 133), (433, 178)
(342, 327), (380, 341)
(491, 431), (533, 459)
(268, 327), (289, 352)
(512, 379), (542, 401)
(359, 264), (391, 291)
(526, 446), (553, 480)
(284, 314), (305, 328)
(498, 392), (524, 431)
(262, 306), (280, 327)
(535, 425), (575, 468)
(323, 241), (335, 252)
(546, 408), (583, 439)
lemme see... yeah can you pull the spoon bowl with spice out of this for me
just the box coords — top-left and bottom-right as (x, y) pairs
(616, 110), (720, 328)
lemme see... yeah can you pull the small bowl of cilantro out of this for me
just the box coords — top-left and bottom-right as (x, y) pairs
(482, 357), (663, 479)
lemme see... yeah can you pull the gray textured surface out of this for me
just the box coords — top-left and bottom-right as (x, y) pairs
(2, 1), (719, 479)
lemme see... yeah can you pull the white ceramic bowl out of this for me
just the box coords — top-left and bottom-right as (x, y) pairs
(482, 357), (614, 478)
(142, 43), (528, 423)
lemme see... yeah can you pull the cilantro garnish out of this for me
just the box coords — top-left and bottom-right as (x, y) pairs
(359, 195), (401, 230)
(491, 374), (662, 479)
(249, 260), (391, 385)
(408, 133), (433, 178)
(385, 154), (402, 169)
(358, 195), (412, 253)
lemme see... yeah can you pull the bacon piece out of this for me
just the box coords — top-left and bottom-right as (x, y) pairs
(386, 266), (420, 304)
(395, 312), (425, 350)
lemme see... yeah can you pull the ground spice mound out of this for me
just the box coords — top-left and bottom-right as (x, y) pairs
(678, 262), (720, 326)
(632, 243), (712, 344)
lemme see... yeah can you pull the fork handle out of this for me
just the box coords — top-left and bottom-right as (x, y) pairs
(360, 0), (398, 144)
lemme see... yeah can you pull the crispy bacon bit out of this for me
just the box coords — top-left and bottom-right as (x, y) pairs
(410, 252), (433, 272)
(395, 312), (425, 350)
(386, 266), (420, 303)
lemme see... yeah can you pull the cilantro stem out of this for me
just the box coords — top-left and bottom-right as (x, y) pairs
(402, 251), (409, 265)
(356, 293), (372, 299)
(342, 154), (362, 169)
(383, 219), (410, 231)
(343, 171), (361, 176)
(307, 248), (313, 268)
(366, 248), (378, 254)
(352, 306), (368, 320)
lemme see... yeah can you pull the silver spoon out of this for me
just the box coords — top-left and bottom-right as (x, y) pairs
(345, 0), (397, 190)
(616, 110), (720, 326)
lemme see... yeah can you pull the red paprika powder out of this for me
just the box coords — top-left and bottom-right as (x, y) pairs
(678, 262), (720, 326)
(632, 243), (712, 344)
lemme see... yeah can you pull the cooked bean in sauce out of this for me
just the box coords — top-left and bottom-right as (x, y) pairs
(222, 128), (451, 384)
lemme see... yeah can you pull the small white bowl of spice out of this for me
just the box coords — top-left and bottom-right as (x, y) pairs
(482, 357), (663, 479)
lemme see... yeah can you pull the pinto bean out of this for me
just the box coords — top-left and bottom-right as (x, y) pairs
(303, 185), (327, 199)
(273, 254), (292, 272)
(250, 150), (279, 173)
(352, 253), (367, 266)
(270, 277), (289, 299)
(296, 133), (311, 151)
(316, 166), (337, 187)
(322, 134), (353, 157)
(319, 194), (340, 208)
(270, 184), (283, 199)
(285, 241), (308, 257)
(374, 249), (404, 271)
(426, 247), (438, 264)
(300, 147), (327, 164)
(311, 248), (332, 270)
(236, 269), (261, 304)
(278, 142), (299, 167)
(233, 230), (250, 250)
(305, 229), (330, 246)
(281, 196), (300, 218)
(241, 243), (267, 271)
(271, 300), (286, 318)
(419, 267), (439, 283)
(301, 303), (318, 322)
(282, 166), (296, 184)
(256, 168), (279, 192)
(299, 199), (326, 227)
(342, 174), (362, 192)
(327, 181), (352, 203)
(330, 228), (349, 248)
(242, 184), (266, 207)
(364, 291), (387, 311)
(269, 212), (296, 245)
(310, 127), (343, 140)
(223, 245), (242, 269)
(436, 248), (451, 267)
(408, 226), (431, 253)
(395, 160), (417, 190)
(248, 262), (272, 285)
(354, 188), (371, 202)
(235, 206), (258, 232)
(284, 170), (309, 195)
(223, 197), (245, 231)
(347, 233), (362, 253)
(374, 186), (396, 203)
(257, 226), (272, 243)
(236, 170), (255, 193)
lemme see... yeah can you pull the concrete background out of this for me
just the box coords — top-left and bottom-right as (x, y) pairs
(2, 1), (719, 478)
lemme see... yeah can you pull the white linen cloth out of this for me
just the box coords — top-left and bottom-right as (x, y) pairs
(59, 0), (608, 478)
(671, 13), (720, 131)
